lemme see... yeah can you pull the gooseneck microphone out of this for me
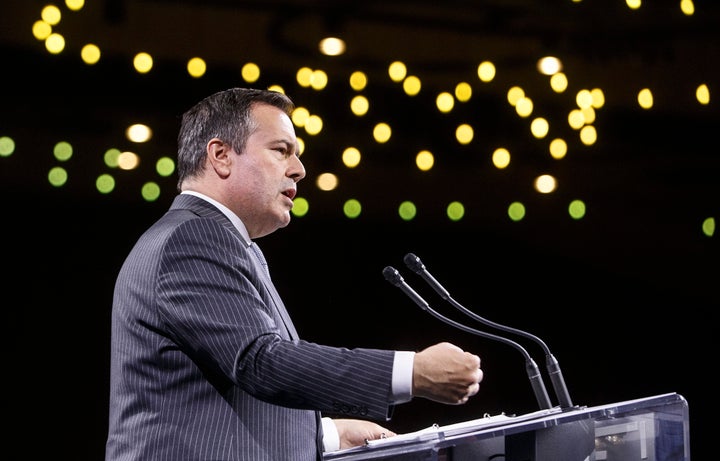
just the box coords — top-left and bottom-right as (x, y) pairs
(402, 253), (574, 409)
(383, 266), (553, 410)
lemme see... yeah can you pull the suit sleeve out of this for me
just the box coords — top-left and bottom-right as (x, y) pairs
(156, 217), (398, 421)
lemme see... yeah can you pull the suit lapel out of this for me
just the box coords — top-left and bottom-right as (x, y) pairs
(173, 194), (300, 340)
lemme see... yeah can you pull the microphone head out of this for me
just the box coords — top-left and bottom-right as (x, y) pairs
(403, 253), (425, 273)
(382, 266), (404, 286)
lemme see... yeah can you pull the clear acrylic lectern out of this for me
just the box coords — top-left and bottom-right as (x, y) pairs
(324, 392), (689, 461)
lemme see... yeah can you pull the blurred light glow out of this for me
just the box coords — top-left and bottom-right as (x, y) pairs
(350, 95), (369, 116)
(446, 201), (465, 221)
(304, 115), (323, 135)
(96, 173), (115, 194)
(66, 0), (86, 12)
(537, 56), (562, 75)
(187, 57), (207, 78)
(456, 124), (474, 144)
(580, 125), (598, 145)
(45, 33), (65, 54)
(343, 199), (362, 218)
(638, 88), (654, 109)
(310, 69), (328, 90)
(508, 202), (526, 221)
(126, 124), (152, 143)
(48, 166), (68, 187)
(388, 61), (407, 82)
(316, 173), (338, 191)
(156, 157), (175, 177)
(696, 84), (710, 104)
(436, 92), (455, 112)
(568, 200), (587, 219)
(80, 44), (101, 64)
(550, 73), (568, 93)
(403, 75), (421, 96)
(291, 197), (309, 217)
(534, 174), (557, 194)
(342, 147), (361, 168)
(455, 82), (472, 102)
(492, 148), (510, 169)
(133, 52), (153, 73)
(0, 136), (16, 157)
(477, 61), (496, 82)
(141, 182), (161, 202)
(319, 37), (346, 56)
(241, 62), (260, 82)
(373, 123), (392, 143)
(53, 141), (73, 161)
(530, 118), (549, 138)
(118, 151), (140, 170)
(41, 5), (62, 25)
(549, 139), (568, 159)
(349, 71), (367, 91)
(398, 201), (417, 221)
(415, 150), (434, 171)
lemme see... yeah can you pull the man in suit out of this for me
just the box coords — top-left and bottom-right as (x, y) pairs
(105, 87), (483, 460)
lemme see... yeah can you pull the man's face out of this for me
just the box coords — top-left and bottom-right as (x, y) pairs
(228, 103), (306, 239)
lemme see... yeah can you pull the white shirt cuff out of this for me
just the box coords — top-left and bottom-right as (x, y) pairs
(321, 417), (340, 452)
(392, 350), (415, 403)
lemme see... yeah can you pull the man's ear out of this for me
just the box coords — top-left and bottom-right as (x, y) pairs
(207, 138), (232, 178)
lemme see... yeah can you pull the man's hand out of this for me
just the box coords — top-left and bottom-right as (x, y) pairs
(332, 418), (398, 449)
(412, 342), (483, 404)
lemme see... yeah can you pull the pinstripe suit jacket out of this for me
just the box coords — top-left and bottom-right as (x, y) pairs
(106, 194), (397, 460)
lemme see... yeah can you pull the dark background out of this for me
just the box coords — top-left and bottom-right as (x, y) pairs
(1, 1), (717, 459)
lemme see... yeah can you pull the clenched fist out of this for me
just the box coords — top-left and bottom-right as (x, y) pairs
(411, 342), (483, 405)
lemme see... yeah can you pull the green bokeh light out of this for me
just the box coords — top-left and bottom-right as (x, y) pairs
(53, 141), (73, 161)
(568, 199), (586, 220)
(446, 201), (464, 221)
(48, 166), (68, 187)
(398, 201), (417, 221)
(141, 182), (161, 202)
(156, 156), (176, 177)
(343, 199), (362, 218)
(702, 217), (715, 237)
(96, 174), (116, 194)
(508, 201), (526, 221)
(0, 136), (15, 157)
(104, 148), (121, 168)
(291, 197), (309, 217)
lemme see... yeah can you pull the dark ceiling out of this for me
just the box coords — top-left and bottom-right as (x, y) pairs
(1, 0), (717, 282)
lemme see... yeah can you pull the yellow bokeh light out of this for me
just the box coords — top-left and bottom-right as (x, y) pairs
(492, 148), (511, 169)
(350, 95), (369, 116)
(133, 52), (154, 73)
(81, 43), (101, 64)
(388, 61), (407, 82)
(187, 57), (207, 78)
(403, 75), (421, 96)
(455, 124), (474, 144)
(373, 123), (392, 143)
(45, 33), (66, 54)
(242, 62), (260, 82)
(416, 150), (434, 171)
(436, 92), (455, 113)
(342, 147), (361, 168)
(638, 88), (654, 109)
(41, 5), (62, 25)
(477, 61), (496, 82)
(349, 71), (368, 91)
